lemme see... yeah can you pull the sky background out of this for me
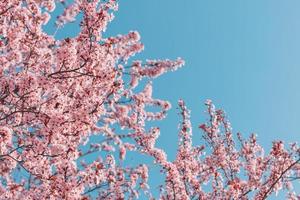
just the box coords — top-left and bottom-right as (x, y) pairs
(44, 0), (300, 198)
(105, 0), (300, 150)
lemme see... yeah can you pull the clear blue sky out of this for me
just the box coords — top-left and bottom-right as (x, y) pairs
(45, 0), (300, 198)
(102, 0), (300, 152)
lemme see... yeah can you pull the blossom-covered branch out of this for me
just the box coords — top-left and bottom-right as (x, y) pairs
(0, 0), (299, 199)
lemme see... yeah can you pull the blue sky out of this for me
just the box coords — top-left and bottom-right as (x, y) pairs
(103, 0), (300, 151)
(44, 0), (300, 198)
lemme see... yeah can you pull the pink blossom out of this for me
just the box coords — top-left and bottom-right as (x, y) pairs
(0, 1), (299, 199)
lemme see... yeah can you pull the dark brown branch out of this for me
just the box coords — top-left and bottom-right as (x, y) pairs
(261, 158), (300, 200)
(0, 5), (13, 16)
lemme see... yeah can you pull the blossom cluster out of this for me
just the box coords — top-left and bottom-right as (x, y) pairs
(0, 0), (299, 199)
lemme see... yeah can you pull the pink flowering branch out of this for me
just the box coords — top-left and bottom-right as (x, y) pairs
(0, 0), (300, 199)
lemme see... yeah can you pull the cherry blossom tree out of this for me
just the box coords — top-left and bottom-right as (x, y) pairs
(0, 0), (299, 199)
